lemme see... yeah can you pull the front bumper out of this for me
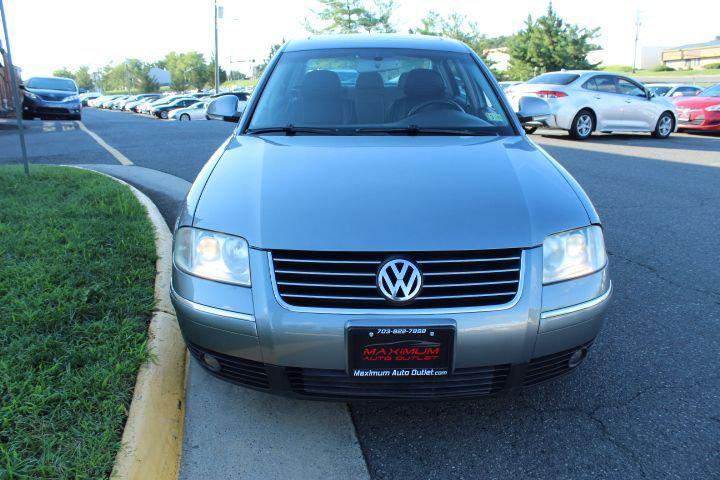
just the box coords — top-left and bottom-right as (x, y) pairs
(23, 99), (81, 118)
(171, 247), (612, 400)
(677, 109), (720, 131)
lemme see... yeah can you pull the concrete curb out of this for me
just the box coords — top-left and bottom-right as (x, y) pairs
(68, 166), (187, 480)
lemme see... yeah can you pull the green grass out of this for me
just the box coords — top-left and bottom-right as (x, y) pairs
(0, 166), (156, 479)
(221, 79), (256, 89)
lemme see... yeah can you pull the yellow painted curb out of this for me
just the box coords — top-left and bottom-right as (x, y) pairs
(67, 167), (186, 480)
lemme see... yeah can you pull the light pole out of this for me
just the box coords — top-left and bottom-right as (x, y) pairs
(214, 0), (221, 94)
(632, 11), (641, 73)
(0, 0), (29, 175)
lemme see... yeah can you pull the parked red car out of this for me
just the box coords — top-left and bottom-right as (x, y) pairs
(673, 84), (720, 132)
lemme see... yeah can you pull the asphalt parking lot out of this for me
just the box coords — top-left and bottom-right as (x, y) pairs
(1, 108), (718, 479)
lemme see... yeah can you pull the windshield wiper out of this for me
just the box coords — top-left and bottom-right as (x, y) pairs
(354, 125), (498, 136)
(246, 125), (342, 136)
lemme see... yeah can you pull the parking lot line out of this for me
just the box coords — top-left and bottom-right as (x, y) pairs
(76, 121), (133, 166)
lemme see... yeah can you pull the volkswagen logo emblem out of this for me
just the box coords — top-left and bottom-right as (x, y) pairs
(377, 258), (422, 303)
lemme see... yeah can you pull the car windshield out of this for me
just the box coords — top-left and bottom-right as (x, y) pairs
(648, 86), (671, 96)
(699, 85), (720, 97)
(527, 73), (579, 85)
(248, 48), (513, 135)
(27, 77), (77, 92)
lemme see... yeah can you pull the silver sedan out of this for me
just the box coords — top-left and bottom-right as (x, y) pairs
(506, 71), (677, 139)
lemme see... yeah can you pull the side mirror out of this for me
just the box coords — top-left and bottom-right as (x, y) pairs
(516, 96), (550, 124)
(206, 95), (243, 122)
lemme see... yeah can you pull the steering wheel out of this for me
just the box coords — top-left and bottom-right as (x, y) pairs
(407, 99), (465, 117)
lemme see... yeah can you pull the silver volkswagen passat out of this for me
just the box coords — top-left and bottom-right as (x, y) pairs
(170, 35), (612, 400)
(506, 71), (677, 139)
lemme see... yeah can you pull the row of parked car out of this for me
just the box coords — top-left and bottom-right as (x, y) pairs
(82, 91), (249, 121)
(499, 72), (720, 137)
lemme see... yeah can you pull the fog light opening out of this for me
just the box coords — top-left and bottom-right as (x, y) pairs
(568, 348), (588, 368)
(202, 353), (222, 372)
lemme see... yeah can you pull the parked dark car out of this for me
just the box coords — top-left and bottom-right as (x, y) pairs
(152, 98), (199, 118)
(22, 76), (81, 120)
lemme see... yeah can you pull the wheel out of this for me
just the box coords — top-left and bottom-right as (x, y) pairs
(179, 113), (190, 122)
(569, 110), (594, 140)
(523, 125), (538, 135)
(652, 112), (673, 139)
(160, 111), (168, 119)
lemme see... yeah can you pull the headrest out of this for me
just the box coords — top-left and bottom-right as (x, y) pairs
(302, 70), (342, 97)
(404, 69), (445, 98)
(356, 71), (384, 89)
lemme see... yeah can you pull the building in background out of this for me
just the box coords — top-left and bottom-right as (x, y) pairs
(0, 45), (21, 118)
(662, 38), (720, 69)
(586, 49), (608, 67)
(640, 46), (664, 70)
(485, 47), (510, 72)
(149, 67), (170, 87)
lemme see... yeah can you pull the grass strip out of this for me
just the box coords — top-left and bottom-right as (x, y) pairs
(0, 166), (156, 479)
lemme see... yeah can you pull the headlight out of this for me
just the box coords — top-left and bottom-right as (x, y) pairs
(24, 90), (38, 100)
(705, 104), (720, 112)
(543, 225), (607, 284)
(173, 227), (251, 286)
(63, 94), (80, 102)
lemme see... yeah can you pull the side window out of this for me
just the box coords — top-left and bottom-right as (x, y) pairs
(617, 78), (645, 97)
(594, 76), (617, 93)
(582, 77), (598, 91)
(677, 87), (700, 96)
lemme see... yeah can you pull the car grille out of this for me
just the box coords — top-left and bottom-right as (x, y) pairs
(187, 342), (269, 389)
(271, 248), (522, 309)
(287, 364), (510, 399)
(523, 341), (593, 387)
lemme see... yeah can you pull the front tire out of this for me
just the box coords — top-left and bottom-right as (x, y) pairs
(179, 113), (190, 122)
(160, 111), (168, 119)
(569, 110), (594, 140)
(652, 112), (673, 139)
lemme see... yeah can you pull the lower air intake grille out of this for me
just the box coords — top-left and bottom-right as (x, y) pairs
(286, 365), (510, 399)
(523, 341), (593, 387)
(271, 248), (522, 309)
(187, 342), (269, 389)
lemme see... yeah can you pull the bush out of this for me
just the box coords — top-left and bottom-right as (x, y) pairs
(653, 65), (675, 72)
(703, 62), (720, 70)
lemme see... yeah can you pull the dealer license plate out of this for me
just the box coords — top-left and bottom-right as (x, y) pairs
(348, 326), (454, 378)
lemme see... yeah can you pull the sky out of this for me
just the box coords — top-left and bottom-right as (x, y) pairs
(3, 0), (719, 79)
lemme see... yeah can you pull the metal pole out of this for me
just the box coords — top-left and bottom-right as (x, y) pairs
(632, 11), (641, 73)
(214, 0), (219, 94)
(0, 0), (29, 175)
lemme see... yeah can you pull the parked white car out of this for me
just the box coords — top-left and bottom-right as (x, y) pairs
(168, 101), (208, 121)
(645, 83), (703, 98)
(505, 71), (677, 139)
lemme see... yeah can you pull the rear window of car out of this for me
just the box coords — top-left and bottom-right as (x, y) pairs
(527, 73), (580, 85)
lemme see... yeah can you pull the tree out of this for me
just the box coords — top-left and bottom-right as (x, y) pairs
(411, 12), (506, 74)
(507, 2), (600, 80)
(52, 67), (74, 79)
(165, 51), (210, 91)
(74, 66), (94, 90)
(254, 41), (284, 78)
(135, 64), (159, 93)
(306, 0), (396, 34)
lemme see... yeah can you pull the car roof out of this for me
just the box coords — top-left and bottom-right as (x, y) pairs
(284, 34), (470, 53)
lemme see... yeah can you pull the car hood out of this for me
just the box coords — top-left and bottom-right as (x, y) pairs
(673, 96), (720, 109)
(192, 135), (592, 251)
(26, 88), (76, 101)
